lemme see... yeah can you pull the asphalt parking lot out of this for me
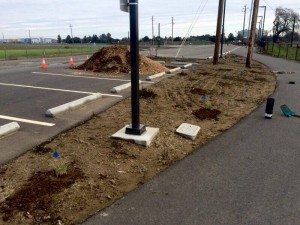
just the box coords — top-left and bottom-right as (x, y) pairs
(0, 45), (240, 164)
(0, 55), (153, 164)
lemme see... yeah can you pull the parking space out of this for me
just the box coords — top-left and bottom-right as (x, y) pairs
(0, 60), (138, 163)
(0, 84), (90, 121)
(29, 71), (132, 94)
(0, 119), (11, 126)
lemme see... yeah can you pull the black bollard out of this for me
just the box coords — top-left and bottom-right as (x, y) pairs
(265, 98), (275, 119)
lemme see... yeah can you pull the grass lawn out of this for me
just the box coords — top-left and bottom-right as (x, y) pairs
(265, 43), (300, 61)
(0, 44), (106, 60)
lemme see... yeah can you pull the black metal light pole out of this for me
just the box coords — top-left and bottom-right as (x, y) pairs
(125, 0), (146, 135)
(220, 0), (227, 58)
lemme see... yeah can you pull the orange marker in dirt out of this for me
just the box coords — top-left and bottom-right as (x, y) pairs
(69, 56), (74, 66)
(41, 58), (47, 69)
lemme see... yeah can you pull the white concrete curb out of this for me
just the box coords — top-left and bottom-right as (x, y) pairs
(146, 72), (166, 81)
(171, 61), (190, 65)
(0, 122), (20, 137)
(45, 93), (102, 117)
(181, 63), (193, 69)
(167, 67), (181, 74)
(111, 81), (141, 93)
(155, 60), (166, 64)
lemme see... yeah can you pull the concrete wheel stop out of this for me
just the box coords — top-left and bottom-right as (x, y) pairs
(0, 122), (20, 138)
(112, 125), (159, 146)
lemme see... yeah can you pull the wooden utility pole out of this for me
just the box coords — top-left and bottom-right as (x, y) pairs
(246, 0), (260, 68)
(213, 0), (224, 65)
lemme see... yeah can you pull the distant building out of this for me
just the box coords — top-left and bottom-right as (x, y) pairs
(31, 38), (56, 44)
(21, 38), (31, 44)
(1, 37), (56, 44)
(31, 38), (43, 44)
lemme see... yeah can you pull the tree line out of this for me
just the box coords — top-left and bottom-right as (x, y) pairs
(57, 7), (299, 45)
(57, 33), (115, 44)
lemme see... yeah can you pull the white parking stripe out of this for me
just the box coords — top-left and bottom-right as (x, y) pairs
(0, 82), (96, 95)
(0, 82), (123, 98)
(32, 72), (131, 82)
(0, 115), (55, 126)
(31, 72), (154, 84)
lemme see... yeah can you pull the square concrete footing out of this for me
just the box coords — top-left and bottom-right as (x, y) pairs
(176, 123), (200, 140)
(112, 125), (159, 146)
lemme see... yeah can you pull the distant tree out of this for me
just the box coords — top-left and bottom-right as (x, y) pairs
(173, 36), (182, 42)
(91, 34), (99, 43)
(73, 37), (81, 43)
(283, 31), (300, 42)
(57, 34), (62, 43)
(87, 36), (92, 43)
(189, 34), (212, 42)
(236, 33), (243, 40)
(99, 34), (107, 43)
(106, 33), (113, 43)
(141, 36), (150, 42)
(227, 33), (235, 42)
(65, 35), (72, 44)
(209, 35), (216, 43)
(121, 37), (129, 43)
(273, 7), (300, 42)
(82, 36), (87, 43)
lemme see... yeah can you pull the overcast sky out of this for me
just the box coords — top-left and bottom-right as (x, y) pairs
(0, 0), (299, 40)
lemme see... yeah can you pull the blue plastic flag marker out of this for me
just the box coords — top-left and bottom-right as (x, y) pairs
(202, 95), (207, 101)
(53, 151), (59, 158)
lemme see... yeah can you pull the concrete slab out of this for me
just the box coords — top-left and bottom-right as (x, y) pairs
(176, 123), (200, 140)
(112, 125), (159, 146)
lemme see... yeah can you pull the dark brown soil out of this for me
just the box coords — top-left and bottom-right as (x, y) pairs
(139, 88), (157, 99)
(190, 88), (207, 95)
(0, 166), (83, 223)
(75, 45), (168, 75)
(193, 108), (221, 120)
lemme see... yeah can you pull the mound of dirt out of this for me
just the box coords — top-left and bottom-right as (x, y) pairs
(76, 45), (168, 75)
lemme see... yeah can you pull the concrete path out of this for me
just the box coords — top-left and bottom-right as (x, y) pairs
(82, 49), (300, 225)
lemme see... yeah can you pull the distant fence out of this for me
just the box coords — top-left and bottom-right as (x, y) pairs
(0, 44), (105, 60)
(265, 43), (300, 61)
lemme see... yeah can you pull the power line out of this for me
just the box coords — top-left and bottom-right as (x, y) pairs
(175, 0), (209, 58)
(262, 0), (274, 11)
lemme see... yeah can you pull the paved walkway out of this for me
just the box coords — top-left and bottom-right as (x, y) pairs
(82, 48), (300, 225)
